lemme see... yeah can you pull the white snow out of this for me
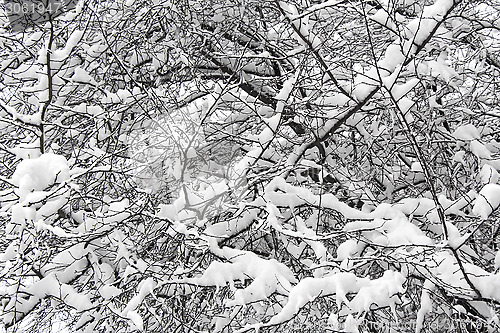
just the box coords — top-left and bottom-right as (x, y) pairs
(279, 2), (321, 49)
(390, 78), (419, 101)
(267, 272), (358, 325)
(24, 31), (44, 47)
(411, 162), (423, 172)
(370, 9), (397, 31)
(349, 0), (453, 106)
(378, 45), (405, 72)
(352, 68), (379, 101)
(473, 183), (500, 219)
(495, 251), (500, 270)
(289, 0), (344, 20)
(122, 277), (157, 316)
(38, 30), (84, 67)
(86, 42), (106, 58)
(178, 247), (296, 306)
(480, 164), (499, 184)
(11, 153), (70, 201)
(453, 150), (465, 163)
(423, 58), (459, 84)
(397, 97), (415, 122)
(415, 280), (434, 332)
(10, 141), (41, 159)
(203, 208), (258, 239)
(0, 99), (42, 126)
(405, 0), (454, 45)
(275, 75), (296, 101)
(29, 274), (93, 311)
(126, 310), (144, 331)
(267, 270), (405, 326)
(336, 239), (363, 261)
(186, 147), (197, 158)
(0, 241), (18, 261)
(100, 285), (121, 300)
(40, 243), (89, 279)
(1, 241), (92, 325)
(343, 314), (360, 333)
(11, 63), (41, 81)
(71, 66), (97, 85)
(470, 140), (492, 159)
(156, 204), (178, 220)
(452, 124), (481, 141)
(347, 270), (405, 314)
(52, 30), (84, 62)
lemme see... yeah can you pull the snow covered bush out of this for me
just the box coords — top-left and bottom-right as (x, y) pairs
(2, 0), (500, 332)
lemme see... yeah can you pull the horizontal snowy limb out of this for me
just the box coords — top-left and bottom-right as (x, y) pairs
(341, 213), (500, 301)
(264, 177), (373, 219)
(172, 247), (297, 306)
(264, 177), (475, 225)
(249, 270), (406, 327)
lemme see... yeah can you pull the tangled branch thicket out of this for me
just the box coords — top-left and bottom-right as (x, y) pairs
(1, 0), (500, 332)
